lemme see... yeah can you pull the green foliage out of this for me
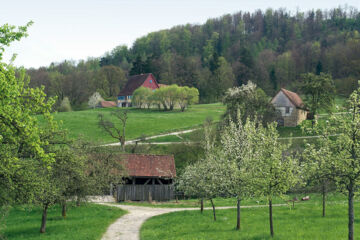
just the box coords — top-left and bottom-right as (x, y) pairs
(300, 72), (336, 116)
(134, 85), (200, 111)
(0, 22), (33, 59)
(0, 64), (56, 206)
(58, 97), (72, 112)
(301, 85), (360, 239)
(248, 123), (298, 200)
(132, 87), (153, 108)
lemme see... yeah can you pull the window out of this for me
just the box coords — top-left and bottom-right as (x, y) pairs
(285, 107), (290, 114)
(118, 96), (125, 100)
(149, 80), (153, 83)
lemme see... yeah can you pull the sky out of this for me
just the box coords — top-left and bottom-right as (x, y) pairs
(1, 0), (359, 68)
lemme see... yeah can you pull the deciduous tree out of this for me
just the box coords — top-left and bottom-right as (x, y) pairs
(300, 72), (336, 122)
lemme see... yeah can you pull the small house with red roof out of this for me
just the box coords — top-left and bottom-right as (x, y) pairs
(117, 154), (176, 201)
(117, 73), (159, 107)
(271, 88), (308, 127)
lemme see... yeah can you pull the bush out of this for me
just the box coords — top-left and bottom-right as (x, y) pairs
(58, 97), (72, 112)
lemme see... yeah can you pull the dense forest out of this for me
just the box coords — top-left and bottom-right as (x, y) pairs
(27, 7), (360, 108)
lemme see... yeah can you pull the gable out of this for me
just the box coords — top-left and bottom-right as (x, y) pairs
(271, 91), (295, 108)
(141, 74), (159, 90)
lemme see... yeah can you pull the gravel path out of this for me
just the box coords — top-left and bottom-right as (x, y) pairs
(99, 203), (286, 240)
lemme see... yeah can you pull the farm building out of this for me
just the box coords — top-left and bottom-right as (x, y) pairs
(271, 88), (308, 127)
(117, 154), (176, 201)
(117, 73), (159, 107)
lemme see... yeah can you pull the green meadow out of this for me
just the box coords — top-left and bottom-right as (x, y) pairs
(3, 203), (126, 240)
(38, 103), (225, 144)
(140, 194), (357, 240)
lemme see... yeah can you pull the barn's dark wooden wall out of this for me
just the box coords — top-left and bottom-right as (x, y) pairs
(117, 185), (175, 201)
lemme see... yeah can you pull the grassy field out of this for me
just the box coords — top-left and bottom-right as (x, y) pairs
(39, 103), (225, 144)
(3, 203), (126, 240)
(118, 193), (341, 208)
(140, 194), (357, 240)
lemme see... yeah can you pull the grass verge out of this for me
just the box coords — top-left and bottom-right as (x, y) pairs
(3, 203), (126, 240)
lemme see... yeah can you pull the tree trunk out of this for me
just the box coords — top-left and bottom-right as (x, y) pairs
(200, 199), (204, 214)
(210, 199), (216, 221)
(236, 198), (241, 230)
(269, 199), (274, 237)
(40, 204), (49, 233)
(322, 181), (326, 217)
(62, 202), (67, 218)
(348, 182), (355, 240)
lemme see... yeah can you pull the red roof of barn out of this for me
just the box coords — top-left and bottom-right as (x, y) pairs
(122, 154), (176, 178)
(100, 101), (117, 108)
(279, 88), (306, 109)
(118, 73), (157, 96)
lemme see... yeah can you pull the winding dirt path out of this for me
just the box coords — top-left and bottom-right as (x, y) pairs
(99, 203), (286, 240)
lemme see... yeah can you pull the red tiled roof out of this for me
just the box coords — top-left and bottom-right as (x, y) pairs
(118, 73), (152, 96)
(122, 154), (176, 178)
(100, 101), (117, 108)
(280, 88), (305, 109)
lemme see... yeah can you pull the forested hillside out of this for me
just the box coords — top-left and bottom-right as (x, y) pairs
(27, 7), (360, 108)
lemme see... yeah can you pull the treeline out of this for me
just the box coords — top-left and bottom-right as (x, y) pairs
(28, 7), (360, 108)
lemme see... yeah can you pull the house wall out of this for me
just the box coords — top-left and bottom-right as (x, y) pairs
(282, 108), (308, 127)
(271, 91), (308, 126)
(141, 75), (159, 90)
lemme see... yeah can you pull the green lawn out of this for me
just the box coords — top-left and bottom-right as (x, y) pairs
(3, 203), (126, 240)
(39, 103), (225, 144)
(118, 193), (341, 208)
(140, 194), (357, 240)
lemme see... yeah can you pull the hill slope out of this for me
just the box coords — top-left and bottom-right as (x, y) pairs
(40, 103), (225, 144)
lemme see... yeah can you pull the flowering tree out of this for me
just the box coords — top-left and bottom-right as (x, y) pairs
(249, 122), (298, 237)
(178, 121), (230, 221)
(303, 84), (360, 240)
(88, 92), (104, 109)
(221, 114), (256, 230)
(302, 140), (334, 217)
(223, 81), (276, 125)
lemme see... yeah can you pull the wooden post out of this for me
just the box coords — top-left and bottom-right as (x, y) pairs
(148, 190), (152, 203)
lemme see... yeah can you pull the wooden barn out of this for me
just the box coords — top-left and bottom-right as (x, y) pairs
(117, 73), (159, 107)
(271, 88), (308, 127)
(117, 154), (176, 201)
